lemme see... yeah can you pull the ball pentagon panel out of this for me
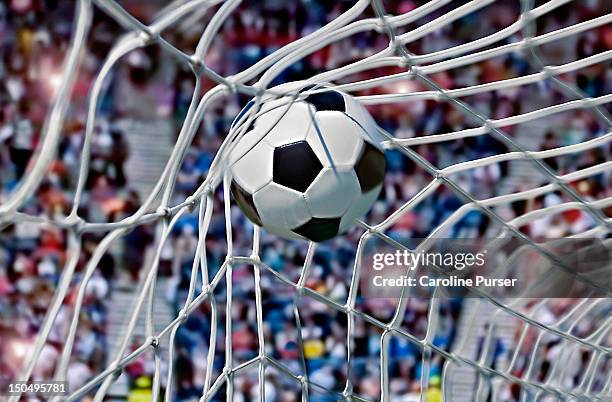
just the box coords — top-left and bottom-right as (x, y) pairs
(272, 140), (323, 193)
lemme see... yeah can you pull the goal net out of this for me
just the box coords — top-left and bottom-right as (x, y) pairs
(1, 0), (610, 401)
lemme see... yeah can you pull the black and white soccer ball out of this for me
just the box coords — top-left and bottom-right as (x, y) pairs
(229, 83), (386, 242)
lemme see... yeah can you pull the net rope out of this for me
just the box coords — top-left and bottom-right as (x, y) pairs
(2, 0), (610, 401)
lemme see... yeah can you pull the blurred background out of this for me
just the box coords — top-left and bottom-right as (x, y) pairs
(0, 0), (610, 401)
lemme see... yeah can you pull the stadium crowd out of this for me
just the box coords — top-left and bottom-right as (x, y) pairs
(0, 0), (610, 401)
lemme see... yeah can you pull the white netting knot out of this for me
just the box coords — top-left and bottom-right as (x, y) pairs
(362, 227), (377, 240)
(521, 9), (536, 23)
(203, 184), (215, 196)
(580, 97), (598, 108)
(64, 214), (84, 233)
(399, 62), (417, 76)
(108, 361), (122, 378)
(521, 36), (536, 52)
(185, 195), (198, 210)
(249, 254), (260, 265)
(149, 336), (160, 349)
(250, 82), (267, 98)
(374, 14), (390, 33)
(136, 30), (154, 44)
(225, 77), (239, 93)
(483, 119), (496, 130)
(434, 171), (446, 180)
(189, 57), (206, 74)
(392, 41), (409, 59)
(177, 309), (189, 325)
(112, 369), (122, 380)
(541, 66), (555, 80)
(156, 206), (171, 219)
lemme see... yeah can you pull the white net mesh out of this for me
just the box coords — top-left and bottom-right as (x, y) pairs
(2, 0), (611, 401)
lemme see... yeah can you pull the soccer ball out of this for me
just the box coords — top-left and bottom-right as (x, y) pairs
(228, 83), (386, 242)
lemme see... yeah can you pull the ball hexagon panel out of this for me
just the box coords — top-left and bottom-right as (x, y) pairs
(354, 142), (386, 193)
(228, 128), (269, 166)
(231, 139), (274, 194)
(272, 141), (323, 193)
(253, 182), (311, 232)
(248, 98), (312, 148)
(292, 217), (342, 242)
(230, 180), (262, 227)
(247, 98), (292, 135)
(305, 167), (361, 218)
(306, 111), (364, 169)
(342, 94), (386, 146)
(338, 184), (383, 233)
